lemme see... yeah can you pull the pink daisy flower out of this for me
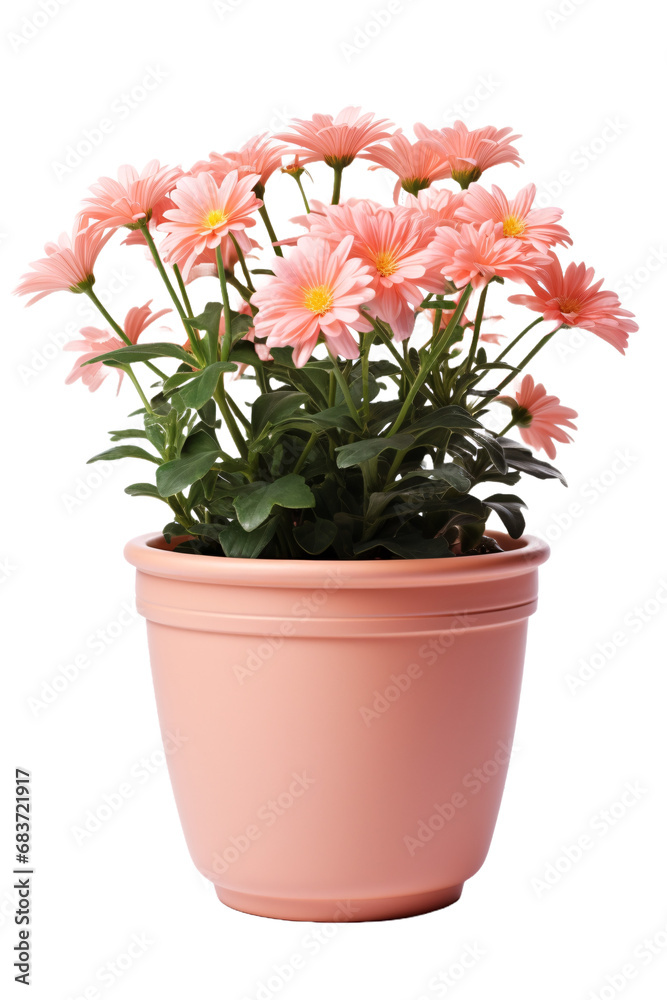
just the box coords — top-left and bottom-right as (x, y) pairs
(425, 220), (550, 292)
(190, 153), (237, 185)
(405, 186), (467, 238)
(224, 133), (288, 192)
(508, 253), (638, 353)
(500, 375), (578, 460)
(14, 224), (112, 305)
(275, 107), (394, 169)
(361, 133), (451, 199)
(158, 170), (262, 279)
(298, 201), (432, 341)
(250, 236), (375, 367)
(64, 300), (170, 393)
(79, 161), (183, 232)
(456, 183), (572, 252)
(415, 120), (523, 188)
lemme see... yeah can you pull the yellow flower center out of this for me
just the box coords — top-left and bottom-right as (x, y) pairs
(205, 208), (228, 229)
(375, 249), (399, 277)
(502, 215), (527, 238)
(558, 296), (581, 314)
(303, 284), (334, 315)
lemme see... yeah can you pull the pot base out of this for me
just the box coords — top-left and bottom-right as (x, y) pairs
(214, 882), (464, 922)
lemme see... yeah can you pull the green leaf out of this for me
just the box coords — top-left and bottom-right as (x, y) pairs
(484, 493), (527, 538)
(499, 441), (567, 485)
(336, 433), (415, 469)
(293, 516), (338, 555)
(218, 518), (278, 558)
(228, 342), (262, 369)
(108, 428), (148, 441)
(251, 391), (308, 435)
(472, 431), (508, 473)
(169, 362), (237, 411)
(156, 432), (220, 497)
(81, 342), (195, 367)
(233, 474), (315, 531)
(274, 402), (359, 435)
(162, 521), (186, 543)
(186, 301), (222, 336)
(406, 406), (482, 436)
(162, 371), (199, 393)
(124, 482), (163, 499)
(394, 463), (472, 493)
(354, 535), (452, 559)
(230, 312), (254, 344)
(88, 445), (159, 464)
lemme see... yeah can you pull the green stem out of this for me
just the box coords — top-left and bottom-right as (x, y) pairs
(226, 391), (251, 431)
(293, 432), (318, 475)
(213, 385), (247, 458)
(464, 283), (489, 376)
(85, 288), (167, 380)
(372, 320), (414, 383)
(432, 307), (442, 340)
(85, 288), (130, 343)
(215, 245), (233, 362)
(493, 328), (560, 395)
(385, 446), (410, 486)
(331, 167), (343, 205)
(295, 174), (310, 213)
(123, 366), (154, 414)
(139, 222), (188, 322)
(228, 233), (256, 292)
(259, 205), (283, 256)
(387, 284), (473, 437)
(327, 350), (363, 429)
(495, 316), (543, 362)
(361, 331), (373, 420)
(227, 273), (253, 304)
(173, 265), (194, 318)
(497, 415), (518, 438)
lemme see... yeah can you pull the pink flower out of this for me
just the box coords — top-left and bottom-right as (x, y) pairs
(456, 183), (572, 252)
(64, 328), (125, 393)
(191, 135), (286, 194)
(14, 224), (112, 305)
(361, 133), (451, 199)
(190, 153), (237, 184)
(415, 120), (522, 188)
(298, 201), (432, 340)
(508, 253), (638, 353)
(250, 236), (374, 367)
(425, 220), (550, 291)
(79, 161), (183, 232)
(123, 300), (171, 344)
(501, 375), (578, 460)
(121, 192), (176, 247)
(64, 300), (170, 393)
(158, 170), (262, 279)
(405, 186), (467, 238)
(275, 107), (394, 169)
(224, 133), (288, 192)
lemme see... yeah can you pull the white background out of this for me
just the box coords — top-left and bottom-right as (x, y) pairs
(2, 0), (666, 997)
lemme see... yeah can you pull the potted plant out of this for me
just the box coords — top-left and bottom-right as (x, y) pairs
(16, 109), (637, 921)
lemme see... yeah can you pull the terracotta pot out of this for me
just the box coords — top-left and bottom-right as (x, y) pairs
(125, 531), (549, 922)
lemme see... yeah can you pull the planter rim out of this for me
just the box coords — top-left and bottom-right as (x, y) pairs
(125, 530), (549, 590)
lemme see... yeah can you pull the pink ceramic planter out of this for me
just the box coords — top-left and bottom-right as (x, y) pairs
(125, 531), (549, 922)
